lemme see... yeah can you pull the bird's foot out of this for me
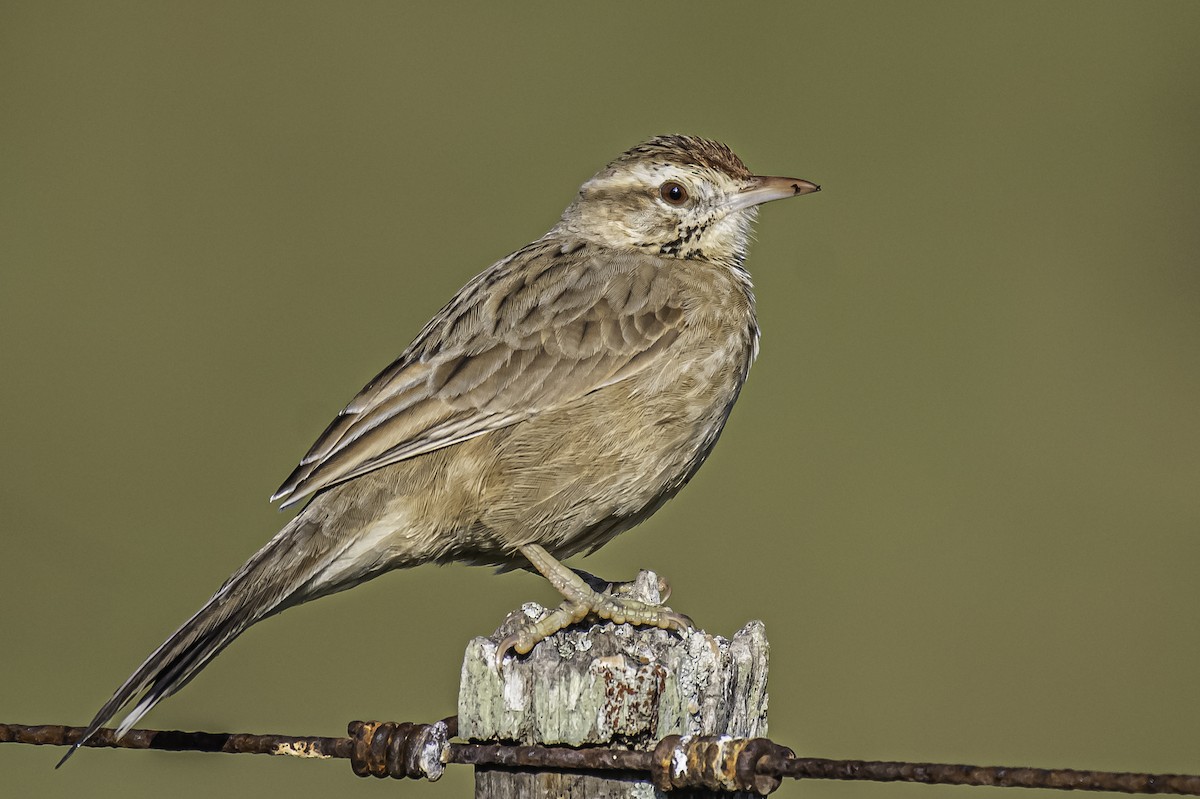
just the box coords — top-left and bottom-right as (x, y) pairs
(495, 592), (692, 667)
(495, 546), (692, 667)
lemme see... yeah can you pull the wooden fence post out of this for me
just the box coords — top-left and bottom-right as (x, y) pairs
(458, 570), (771, 798)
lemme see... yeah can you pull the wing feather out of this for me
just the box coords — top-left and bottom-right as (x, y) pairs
(272, 242), (684, 507)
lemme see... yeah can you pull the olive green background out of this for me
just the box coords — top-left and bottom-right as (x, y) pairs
(3, 2), (1198, 797)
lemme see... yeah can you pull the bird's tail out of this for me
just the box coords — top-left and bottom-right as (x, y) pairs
(57, 513), (344, 767)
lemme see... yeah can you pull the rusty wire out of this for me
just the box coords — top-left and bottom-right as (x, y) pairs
(5, 718), (1200, 795)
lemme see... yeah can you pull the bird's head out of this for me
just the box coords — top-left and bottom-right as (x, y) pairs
(556, 135), (818, 268)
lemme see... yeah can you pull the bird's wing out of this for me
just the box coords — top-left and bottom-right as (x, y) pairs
(271, 242), (685, 508)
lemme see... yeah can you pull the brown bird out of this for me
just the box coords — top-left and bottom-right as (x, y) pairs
(60, 135), (818, 765)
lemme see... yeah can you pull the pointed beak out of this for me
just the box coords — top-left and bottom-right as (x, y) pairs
(728, 175), (821, 211)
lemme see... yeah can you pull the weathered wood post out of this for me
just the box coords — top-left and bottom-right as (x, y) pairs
(459, 570), (771, 798)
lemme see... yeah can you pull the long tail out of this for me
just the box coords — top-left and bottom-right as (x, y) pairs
(57, 513), (344, 767)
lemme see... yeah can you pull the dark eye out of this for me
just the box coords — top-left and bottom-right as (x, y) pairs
(659, 181), (689, 206)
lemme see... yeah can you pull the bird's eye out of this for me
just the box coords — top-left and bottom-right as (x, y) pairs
(659, 181), (689, 206)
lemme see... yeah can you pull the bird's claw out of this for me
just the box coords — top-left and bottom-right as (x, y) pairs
(492, 592), (692, 671)
(494, 600), (585, 669)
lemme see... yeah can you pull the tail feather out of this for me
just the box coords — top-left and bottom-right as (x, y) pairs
(57, 514), (340, 767)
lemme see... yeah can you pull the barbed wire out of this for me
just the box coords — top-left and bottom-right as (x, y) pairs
(6, 718), (1200, 795)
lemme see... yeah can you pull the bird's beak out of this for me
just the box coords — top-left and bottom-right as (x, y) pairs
(728, 175), (820, 211)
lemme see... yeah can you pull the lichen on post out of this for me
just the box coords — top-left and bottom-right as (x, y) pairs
(459, 570), (771, 798)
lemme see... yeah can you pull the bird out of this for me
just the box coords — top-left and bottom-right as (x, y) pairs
(59, 135), (819, 765)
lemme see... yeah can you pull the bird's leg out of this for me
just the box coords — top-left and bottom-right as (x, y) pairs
(496, 544), (691, 665)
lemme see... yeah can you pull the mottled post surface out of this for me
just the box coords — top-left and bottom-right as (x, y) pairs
(459, 570), (770, 798)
